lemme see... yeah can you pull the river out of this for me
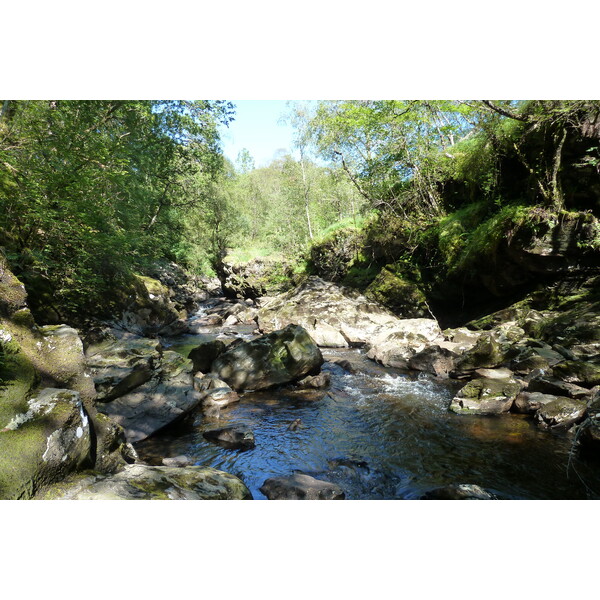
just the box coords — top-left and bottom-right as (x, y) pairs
(134, 307), (600, 500)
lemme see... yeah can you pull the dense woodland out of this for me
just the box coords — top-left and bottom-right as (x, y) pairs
(1, 99), (599, 327)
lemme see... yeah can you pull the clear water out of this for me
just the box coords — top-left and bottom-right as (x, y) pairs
(137, 329), (600, 500)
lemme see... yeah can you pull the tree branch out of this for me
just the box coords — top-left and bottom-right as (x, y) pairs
(333, 150), (373, 203)
(482, 100), (531, 123)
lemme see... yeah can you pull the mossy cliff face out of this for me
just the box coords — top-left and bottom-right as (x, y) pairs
(308, 206), (600, 327)
(364, 263), (429, 318)
(422, 207), (600, 312)
(115, 274), (183, 337)
(219, 257), (294, 300)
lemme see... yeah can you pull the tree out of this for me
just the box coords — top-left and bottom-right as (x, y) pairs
(0, 99), (234, 319)
(235, 148), (255, 174)
(307, 100), (476, 217)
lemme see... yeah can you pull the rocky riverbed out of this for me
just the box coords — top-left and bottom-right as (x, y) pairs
(2, 260), (600, 500)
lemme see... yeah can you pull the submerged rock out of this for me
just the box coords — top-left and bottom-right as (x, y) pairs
(203, 426), (255, 450)
(38, 464), (253, 500)
(162, 455), (194, 467)
(211, 324), (323, 391)
(421, 484), (497, 500)
(296, 372), (331, 389)
(260, 473), (345, 500)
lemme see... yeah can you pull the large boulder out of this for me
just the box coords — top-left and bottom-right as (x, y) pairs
(0, 260), (134, 490)
(1, 315), (96, 406)
(408, 345), (459, 377)
(37, 464), (253, 500)
(260, 473), (345, 500)
(0, 388), (92, 499)
(257, 277), (411, 348)
(188, 339), (227, 373)
(85, 331), (162, 402)
(551, 361), (600, 388)
(452, 332), (509, 375)
(91, 412), (138, 473)
(0, 257), (28, 318)
(35, 324), (97, 402)
(513, 391), (563, 414)
(527, 375), (591, 400)
(219, 257), (293, 300)
(96, 350), (203, 444)
(365, 318), (443, 369)
(211, 324), (323, 391)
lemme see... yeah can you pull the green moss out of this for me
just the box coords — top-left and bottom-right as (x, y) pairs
(430, 201), (491, 268)
(134, 274), (169, 298)
(0, 341), (38, 425)
(0, 398), (75, 499)
(364, 264), (428, 317)
(341, 262), (380, 289)
(0, 258), (28, 318)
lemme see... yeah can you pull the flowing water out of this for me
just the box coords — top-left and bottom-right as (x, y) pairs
(136, 309), (600, 500)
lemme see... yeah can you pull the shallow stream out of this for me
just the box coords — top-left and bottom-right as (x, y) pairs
(135, 311), (600, 500)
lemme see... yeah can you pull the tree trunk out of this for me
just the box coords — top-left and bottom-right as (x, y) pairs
(299, 151), (313, 240)
(550, 126), (568, 211)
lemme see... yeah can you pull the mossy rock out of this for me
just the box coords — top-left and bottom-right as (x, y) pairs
(0, 338), (38, 424)
(535, 397), (587, 429)
(189, 339), (226, 373)
(0, 388), (93, 499)
(91, 412), (138, 474)
(308, 226), (368, 282)
(552, 361), (600, 388)
(450, 376), (522, 415)
(37, 464), (253, 500)
(0, 258), (28, 318)
(1, 317), (94, 404)
(453, 333), (507, 373)
(211, 324), (323, 391)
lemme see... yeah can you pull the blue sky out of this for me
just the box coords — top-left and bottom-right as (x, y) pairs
(219, 100), (299, 168)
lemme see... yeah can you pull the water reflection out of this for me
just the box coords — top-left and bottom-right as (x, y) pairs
(136, 347), (600, 500)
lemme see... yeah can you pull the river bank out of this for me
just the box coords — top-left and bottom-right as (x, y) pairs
(3, 257), (599, 499)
